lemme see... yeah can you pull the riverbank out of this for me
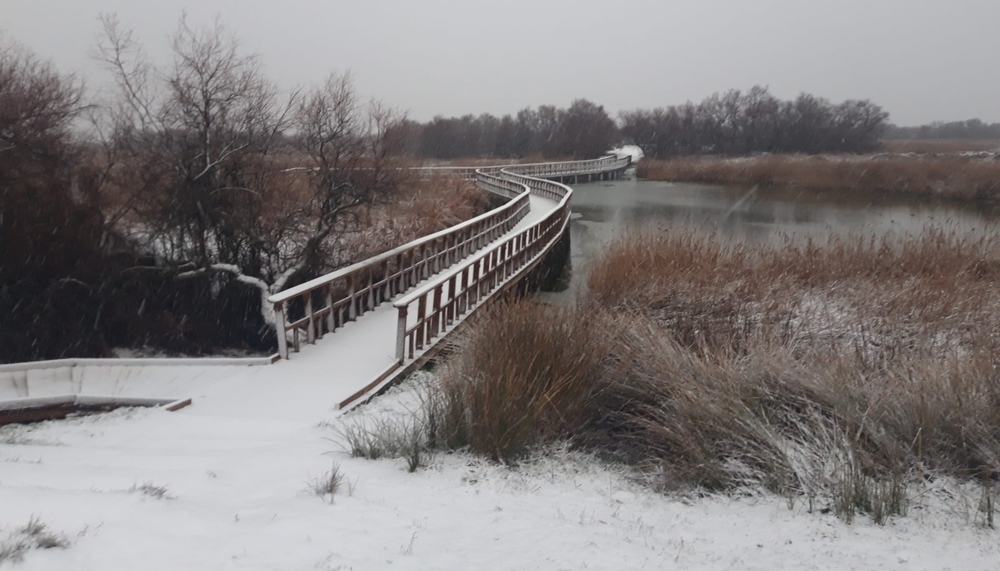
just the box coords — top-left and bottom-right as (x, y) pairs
(637, 152), (1000, 202)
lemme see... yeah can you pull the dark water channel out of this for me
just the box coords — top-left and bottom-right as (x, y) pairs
(543, 176), (1000, 302)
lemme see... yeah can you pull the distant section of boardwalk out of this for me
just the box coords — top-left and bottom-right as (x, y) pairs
(0, 156), (631, 417)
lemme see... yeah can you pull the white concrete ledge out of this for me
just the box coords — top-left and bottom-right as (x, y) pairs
(0, 393), (190, 417)
(0, 354), (279, 374)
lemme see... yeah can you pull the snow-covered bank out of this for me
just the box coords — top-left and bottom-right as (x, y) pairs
(1, 374), (998, 570)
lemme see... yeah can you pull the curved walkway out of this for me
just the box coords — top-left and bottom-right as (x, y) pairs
(0, 156), (630, 416)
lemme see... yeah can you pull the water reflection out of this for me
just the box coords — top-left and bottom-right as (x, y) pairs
(546, 177), (1000, 301)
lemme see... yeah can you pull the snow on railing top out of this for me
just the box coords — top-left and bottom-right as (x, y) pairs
(269, 155), (628, 304)
(392, 169), (574, 308)
(267, 176), (531, 304)
(270, 154), (631, 362)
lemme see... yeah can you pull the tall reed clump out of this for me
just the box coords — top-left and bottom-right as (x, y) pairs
(353, 226), (1000, 523)
(587, 227), (1000, 356)
(580, 227), (1000, 520)
(428, 301), (619, 464)
(637, 155), (1000, 202)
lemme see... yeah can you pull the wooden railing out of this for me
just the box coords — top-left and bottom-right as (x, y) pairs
(267, 178), (530, 358)
(268, 154), (631, 360)
(417, 155), (628, 180)
(392, 169), (575, 364)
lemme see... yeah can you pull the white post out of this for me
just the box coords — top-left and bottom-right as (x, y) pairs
(274, 301), (289, 359)
(396, 306), (408, 364)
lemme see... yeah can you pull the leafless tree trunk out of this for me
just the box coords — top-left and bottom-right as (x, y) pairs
(94, 15), (406, 327)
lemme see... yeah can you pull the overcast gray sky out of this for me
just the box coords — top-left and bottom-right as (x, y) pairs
(4, 0), (999, 125)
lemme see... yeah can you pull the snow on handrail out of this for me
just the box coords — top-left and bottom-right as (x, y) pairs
(268, 181), (530, 304)
(270, 154), (630, 360)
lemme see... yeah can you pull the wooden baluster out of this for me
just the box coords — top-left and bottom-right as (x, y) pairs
(377, 261), (385, 303)
(459, 267), (468, 314)
(416, 295), (427, 351)
(409, 250), (417, 288)
(396, 253), (404, 294)
(367, 266), (375, 310)
(274, 301), (288, 359)
(471, 262), (480, 304)
(305, 293), (316, 344)
(500, 243), (507, 281)
(446, 275), (456, 325)
(432, 285), (442, 339)
(396, 306), (408, 364)
(324, 285), (334, 336)
(348, 273), (357, 320)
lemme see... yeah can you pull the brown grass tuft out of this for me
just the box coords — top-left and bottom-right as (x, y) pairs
(431, 301), (619, 463)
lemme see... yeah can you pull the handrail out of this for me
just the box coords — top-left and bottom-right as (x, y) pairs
(391, 169), (574, 363)
(269, 154), (630, 359)
(416, 155), (630, 180)
(269, 179), (529, 304)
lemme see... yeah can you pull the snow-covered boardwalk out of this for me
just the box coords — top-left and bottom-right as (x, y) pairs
(0, 156), (631, 415)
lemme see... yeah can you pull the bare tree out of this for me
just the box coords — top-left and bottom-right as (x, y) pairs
(95, 15), (405, 326)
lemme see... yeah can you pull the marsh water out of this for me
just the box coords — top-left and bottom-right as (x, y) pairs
(544, 175), (1000, 301)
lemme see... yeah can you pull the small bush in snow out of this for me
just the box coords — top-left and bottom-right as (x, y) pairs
(0, 517), (70, 564)
(308, 464), (344, 503)
(340, 412), (430, 472)
(129, 481), (173, 500)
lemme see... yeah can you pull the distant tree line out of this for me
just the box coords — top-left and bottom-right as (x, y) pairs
(883, 119), (1000, 140)
(400, 87), (890, 161)
(393, 99), (619, 160)
(619, 86), (889, 158)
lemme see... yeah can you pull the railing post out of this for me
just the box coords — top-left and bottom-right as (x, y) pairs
(471, 263), (480, 304)
(459, 267), (469, 314)
(274, 301), (288, 359)
(416, 295), (427, 350)
(348, 274), (357, 320)
(447, 275), (457, 325)
(396, 306), (408, 365)
(325, 285), (335, 334)
(431, 285), (442, 339)
(305, 293), (315, 344)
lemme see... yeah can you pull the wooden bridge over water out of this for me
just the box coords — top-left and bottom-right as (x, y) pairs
(0, 155), (631, 417)
(267, 155), (631, 409)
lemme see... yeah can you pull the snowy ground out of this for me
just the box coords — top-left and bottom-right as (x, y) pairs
(2, 371), (999, 570)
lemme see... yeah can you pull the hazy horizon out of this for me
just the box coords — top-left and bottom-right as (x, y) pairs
(4, 0), (1000, 127)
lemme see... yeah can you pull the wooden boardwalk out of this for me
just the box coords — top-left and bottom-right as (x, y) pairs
(0, 156), (631, 416)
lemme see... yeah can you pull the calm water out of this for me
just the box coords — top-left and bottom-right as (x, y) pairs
(544, 176), (1000, 301)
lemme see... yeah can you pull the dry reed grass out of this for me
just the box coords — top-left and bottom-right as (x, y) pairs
(398, 227), (1000, 522)
(428, 301), (618, 463)
(638, 155), (1000, 202)
(586, 229), (1000, 356)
